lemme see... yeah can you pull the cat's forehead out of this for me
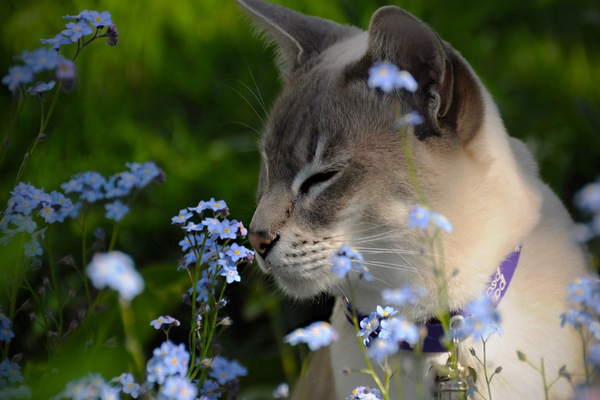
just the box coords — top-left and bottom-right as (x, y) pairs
(261, 33), (392, 180)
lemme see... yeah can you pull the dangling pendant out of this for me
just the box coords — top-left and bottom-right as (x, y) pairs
(428, 316), (477, 400)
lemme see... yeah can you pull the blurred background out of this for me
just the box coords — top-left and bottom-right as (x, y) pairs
(0, 0), (599, 398)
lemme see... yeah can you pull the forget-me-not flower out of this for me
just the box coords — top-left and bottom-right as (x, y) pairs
(62, 19), (94, 42)
(2, 65), (34, 92)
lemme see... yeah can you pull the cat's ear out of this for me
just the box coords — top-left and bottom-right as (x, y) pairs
(236, 0), (357, 79)
(356, 6), (484, 145)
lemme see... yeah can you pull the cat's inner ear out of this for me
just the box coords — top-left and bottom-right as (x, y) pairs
(236, 0), (358, 79)
(354, 6), (484, 145)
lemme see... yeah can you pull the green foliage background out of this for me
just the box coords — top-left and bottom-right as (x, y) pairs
(0, 0), (599, 398)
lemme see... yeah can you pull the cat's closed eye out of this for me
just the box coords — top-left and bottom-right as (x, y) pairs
(299, 170), (339, 194)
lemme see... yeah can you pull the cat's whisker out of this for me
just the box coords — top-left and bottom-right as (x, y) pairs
(218, 121), (262, 136)
(239, 53), (271, 119)
(225, 84), (268, 127)
(227, 78), (272, 124)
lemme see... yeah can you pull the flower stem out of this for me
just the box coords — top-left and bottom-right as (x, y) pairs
(483, 339), (493, 400)
(13, 81), (63, 186)
(118, 298), (145, 375)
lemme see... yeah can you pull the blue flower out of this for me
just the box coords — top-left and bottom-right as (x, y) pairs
(226, 243), (250, 262)
(209, 356), (248, 385)
(566, 276), (600, 307)
(0, 327), (14, 343)
(146, 357), (168, 385)
(23, 238), (43, 258)
(41, 34), (72, 50)
(459, 296), (502, 340)
(348, 387), (382, 400)
(127, 161), (163, 188)
(219, 220), (238, 240)
(86, 11), (113, 27)
(86, 251), (145, 301)
(62, 19), (94, 42)
(0, 361), (24, 383)
(283, 321), (338, 351)
(206, 198), (227, 212)
(575, 182), (600, 214)
(80, 188), (104, 203)
(408, 206), (430, 230)
(375, 305), (397, 319)
(120, 373), (140, 398)
(61, 176), (84, 193)
(12, 215), (37, 233)
(172, 209), (194, 225)
(331, 255), (353, 277)
(21, 47), (58, 73)
(368, 62), (418, 93)
(160, 376), (197, 400)
(396, 111), (424, 127)
(56, 56), (76, 81)
(2, 65), (34, 92)
(105, 200), (130, 222)
(432, 212), (453, 233)
(0, 311), (10, 329)
(39, 203), (60, 223)
(63, 10), (90, 20)
(382, 285), (427, 306)
(561, 308), (593, 329)
(202, 217), (223, 236)
(358, 312), (380, 337)
(220, 264), (241, 284)
(151, 316), (167, 329)
(366, 338), (399, 362)
(179, 234), (201, 252)
(273, 382), (289, 399)
(201, 379), (221, 400)
(387, 316), (420, 345)
(332, 245), (368, 279)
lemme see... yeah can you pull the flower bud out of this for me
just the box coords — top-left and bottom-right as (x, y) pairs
(106, 24), (119, 46)
(37, 134), (47, 142)
(220, 317), (232, 326)
(105, 337), (117, 347)
(78, 309), (87, 321)
(182, 294), (191, 306)
(49, 331), (58, 340)
(92, 302), (108, 313)
(200, 358), (212, 367)
(17, 300), (32, 312)
(517, 351), (527, 362)
(45, 310), (52, 319)
(29, 312), (36, 322)
(12, 353), (23, 363)
(494, 366), (503, 374)
(38, 286), (46, 295)
(42, 276), (50, 287)
(58, 255), (76, 267)
(68, 289), (76, 299)
(69, 319), (79, 331)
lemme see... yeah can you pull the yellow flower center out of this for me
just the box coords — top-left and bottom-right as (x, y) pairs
(234, 250), (240, 255)
(95, 17), (103, 22)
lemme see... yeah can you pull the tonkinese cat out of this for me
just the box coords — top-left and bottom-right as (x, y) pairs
(237, 0), (589, 398)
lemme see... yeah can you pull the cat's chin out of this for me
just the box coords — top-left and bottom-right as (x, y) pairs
(272, 274), (330, 299)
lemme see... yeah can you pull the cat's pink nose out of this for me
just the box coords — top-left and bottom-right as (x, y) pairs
(248, 230), (277, 259)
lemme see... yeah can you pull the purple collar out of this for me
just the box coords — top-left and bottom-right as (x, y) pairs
(345, 246), (522, 353)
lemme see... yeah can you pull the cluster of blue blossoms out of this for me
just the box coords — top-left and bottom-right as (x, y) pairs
(172, 198), (253, 293)
(560, 276), (600, 368)
(347, 386), (383, 400)
(0, 161), (163, 259)
(1, 10), (118, 93)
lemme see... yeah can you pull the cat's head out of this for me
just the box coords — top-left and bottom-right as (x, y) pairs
(238, 0), (541, 303)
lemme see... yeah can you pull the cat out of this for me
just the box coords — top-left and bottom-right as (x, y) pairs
(236, 0), (589, 398)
